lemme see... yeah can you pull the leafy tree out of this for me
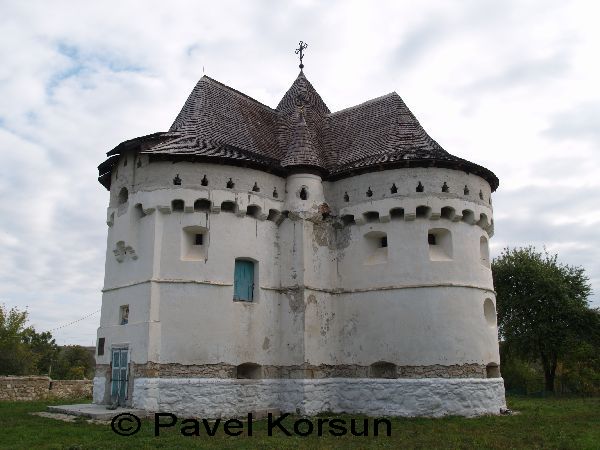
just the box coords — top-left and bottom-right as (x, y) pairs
(21, 328), (60, 375)
(0, 305), (36, 375)
(52, 345), (95, 380)
(493, 246), (596, 392)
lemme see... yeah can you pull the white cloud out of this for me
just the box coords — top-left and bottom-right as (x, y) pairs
(0, 0), (598, 344)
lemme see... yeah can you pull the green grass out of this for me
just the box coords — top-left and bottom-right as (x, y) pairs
(0, 396), (599, 449)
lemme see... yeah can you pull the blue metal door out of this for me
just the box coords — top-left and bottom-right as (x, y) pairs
(234, 260), (254, 301)
(111, 348), (128, 406)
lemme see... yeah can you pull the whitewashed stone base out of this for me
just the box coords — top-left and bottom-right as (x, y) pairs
(131, 377), (506, 418)
(92, 376), (106, 404)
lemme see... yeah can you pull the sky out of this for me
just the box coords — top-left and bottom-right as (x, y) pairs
(0, 0), (598, 345)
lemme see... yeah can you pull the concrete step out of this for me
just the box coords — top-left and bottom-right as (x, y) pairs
(47, 403), (149, 421)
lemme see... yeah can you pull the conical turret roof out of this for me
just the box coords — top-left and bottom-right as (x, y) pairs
(276, 70), (330, 116)
(280, 106), (325, 168)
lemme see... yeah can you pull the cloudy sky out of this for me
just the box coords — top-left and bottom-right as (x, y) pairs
(1, 0), (598, 345)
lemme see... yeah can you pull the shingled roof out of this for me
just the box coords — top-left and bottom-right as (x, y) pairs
(98, 71), (499, 191)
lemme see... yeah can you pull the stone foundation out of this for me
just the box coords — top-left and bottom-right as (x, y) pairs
(130, 377), (506, 418)
(121, 362), (488, 379)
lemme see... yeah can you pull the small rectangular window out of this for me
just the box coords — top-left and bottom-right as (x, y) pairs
(428, 228), (452, 260)
(234, 259), (255, 302)
(119, 305), (129, 325)
(194, 234), (203, 245)
(380, 237), (388, 248)
(97, 337), (105, 356)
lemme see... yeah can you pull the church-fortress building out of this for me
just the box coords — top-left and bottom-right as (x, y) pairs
(94, 56), (506, 417)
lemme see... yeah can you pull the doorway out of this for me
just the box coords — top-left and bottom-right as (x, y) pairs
(110, 347), (129, 406)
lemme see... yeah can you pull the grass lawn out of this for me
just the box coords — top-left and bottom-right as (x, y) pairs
(0, 396), (599, 449)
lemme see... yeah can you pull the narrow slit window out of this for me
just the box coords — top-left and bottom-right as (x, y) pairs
(194, 234), (203, 245)
(97, 338), (105, 356)
(119, 305), (129, 325)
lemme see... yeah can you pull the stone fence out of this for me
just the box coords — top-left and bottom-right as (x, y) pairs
(0, 376), (93, 401)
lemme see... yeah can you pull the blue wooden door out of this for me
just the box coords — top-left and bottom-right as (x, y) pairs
(111, 348), (128, 406)
(234, 260), (254, 301)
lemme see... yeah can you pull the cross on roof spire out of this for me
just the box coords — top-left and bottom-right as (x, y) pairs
(295, 41), (308, 69)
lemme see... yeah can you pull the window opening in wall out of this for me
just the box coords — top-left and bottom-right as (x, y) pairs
(364, 231), (388, 265)
(134, 203), (146, 219)
(390, 208), (404, 220)
(479, 190), (484, 200)
(370, 361), (397, 378)
(246, 205), (261, 218)
(480, 236), (490, 267)
(226, 178), (235, 189)
(416, 205), (431, 219)
(462, 209), (475, 224)
(364, 211), (379, 223)
(173, 174), (182, 185)
(118, 187), (128, 205)
(236, 363), (261, 379)
(221, 201), (236, 213)
(478, 213), (489, 228)
(182, 226), (208, 260)
(172, 199), (184, 212)
(416, 181), (424, 192)
(366, 187), (373, 197)
(441, 206), (455, 221)
(119, 305), (129, 325)
(344, 192), (349, 202)
(136, 158), (142, 168)
(299, 187), (308, 200)
(390, 183), (397, 194)
(273, 188), (278, 198)
(234, 259), (255, 302)
(201, 175), (208, 186)
(252, 182), (260, 192)
(484, 298), (497, 326)
(97, 337), (105, 356)
(442, 182), (449, 193)
(341, 214), (355, 226)
(194, 199), (211, 212)
(464, 185), (469, 195)
(486, 363), (500, 378)
(267, 209), (280, 221)
(428, 228), (453, 260)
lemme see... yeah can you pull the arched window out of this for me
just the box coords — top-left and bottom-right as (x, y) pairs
(171, 199), (184, 212)
(221, 201), (237, 213)
(370, 361), (397, 378)
(236, 363), (261, 379)
(194, 199), (211, 212)
(246, 205), (261, 218)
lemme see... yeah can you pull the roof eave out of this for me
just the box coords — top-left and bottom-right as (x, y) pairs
(327, 158), (499, 191)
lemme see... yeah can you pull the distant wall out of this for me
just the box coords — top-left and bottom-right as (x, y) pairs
(0, 376), (93, 401)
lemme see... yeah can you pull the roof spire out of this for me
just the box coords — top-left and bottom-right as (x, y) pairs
(295, 41), (308, 70)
